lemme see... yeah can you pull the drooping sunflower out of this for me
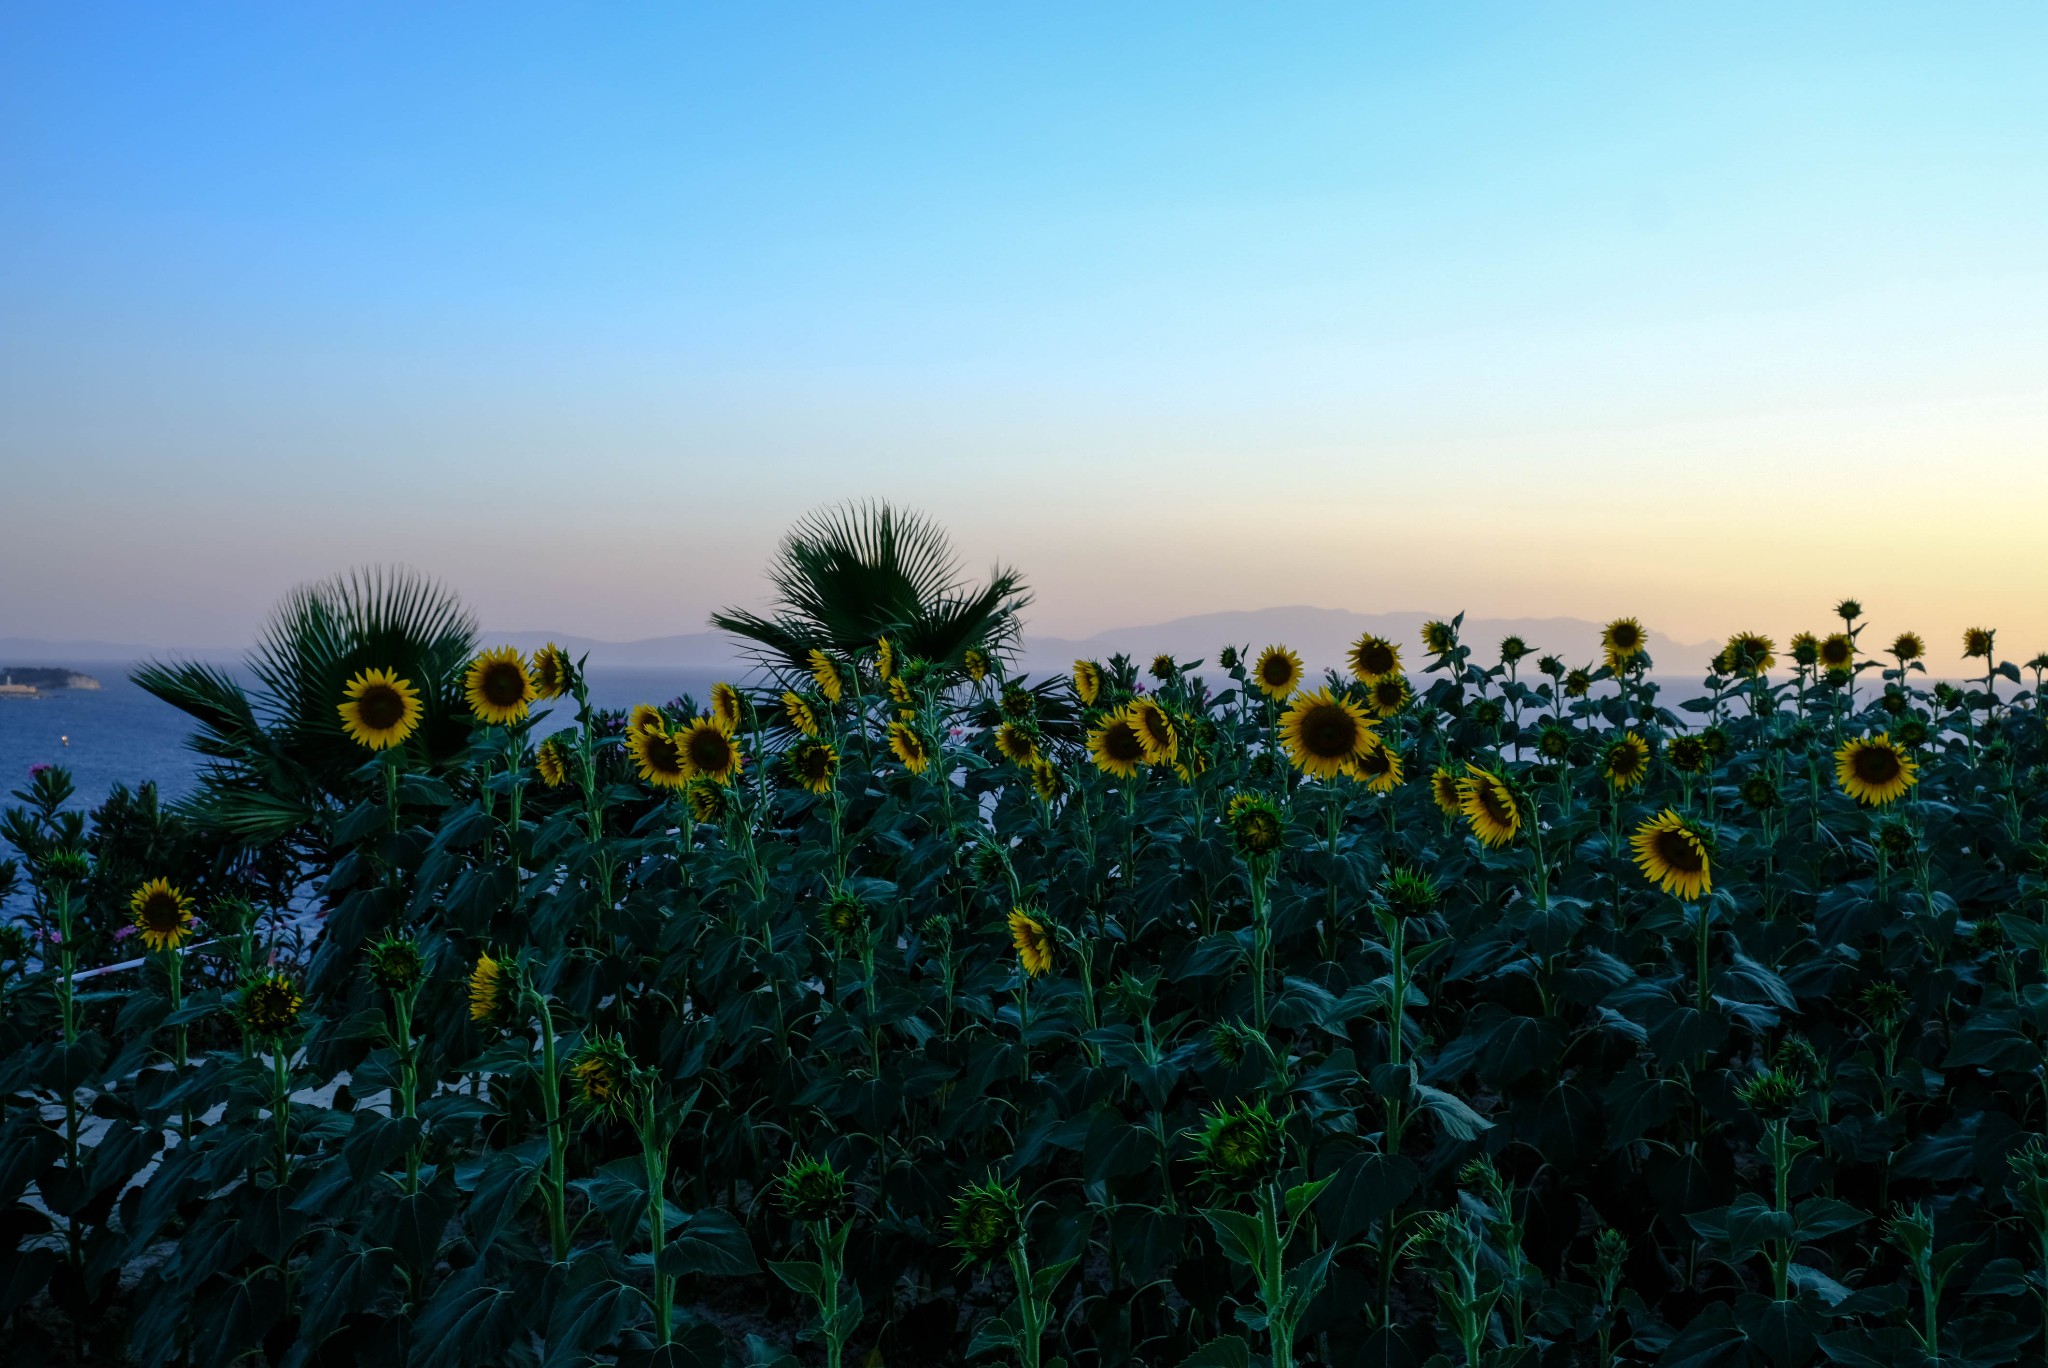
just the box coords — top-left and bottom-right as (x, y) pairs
(1073, 659), (1102, 706)
(1963, 627), (1995, 659)
(629, 703), (667, 736)
(1348, 633), (1402, 684)
(1835, 733), (1918, 806)
(1457, 764), (1521, 847)
(1891, 632), (1925, 664)
(469, 951), (512, 1024)
(1008, 908), (1054, 978)
(685, 779), (727, 824)
(1818, 633), (1855, 672)
(677, 718), (744, 784)
(1150, 654), (1177, 681)
(1088, 706), (1149, 778)
(808, 649), (846, 704)
(531, 643), (574, 700)
(1354, 741), (1404, 793)
(1430, 766), (1463, 816)
(1788, 632), (1820, 668)
(782, 691), (820, 738)
(1252, 646), (1303, 700)
(993, 722), (1038, 766)
(628, 725), (690, 789)
(1602, 617), (1646, 664)
(242, 972), (304, 1038)
(1422, 620), (1458, 655)
(1721, 632), (1776, 677)
(1602, 732), (1652, 790)
(1563, 668), (1592, 699)
(570, 1035), (636, 1118)
(1194, 1099), (1285, 1192)
(784, 738), (838, 794)
(1631, 809), (1713, 900)
(129, 877), (196, 953)
(465, 646), (536, 726)
(887, 675), (914, 715)
(711, 682), (744, 730)
(1226, 791), (1285, 857)
(534, 735), (571, 788)
(886, 720), (931, 775)
(1129, 697), (1178, 765)
(875, 637), (896, 680)
(337, 668), (423, 750)
(1366, 673), (1411, 719)
(948, 1176), (1024, 1263)
(962, 648), (989, 683)
(1028, 758), (1064, 803)
(1278, 688), (1377, 779)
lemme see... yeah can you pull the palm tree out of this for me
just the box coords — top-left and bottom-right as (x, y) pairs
(713, 501), (1031, 672)
(134, 566), (478, 849)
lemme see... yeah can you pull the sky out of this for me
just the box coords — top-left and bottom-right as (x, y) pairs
(3, 3), (2046, 672)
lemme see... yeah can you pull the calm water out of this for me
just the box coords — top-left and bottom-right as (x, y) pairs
(0, 665), (733, 826)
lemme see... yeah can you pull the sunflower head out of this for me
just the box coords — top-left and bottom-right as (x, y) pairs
(1279, 688), (1377, 780)
(1818, 633), (1854, 671)
(1833, 597), (1862, 624)
(1602, 617), (1646, 661)
(1602, 732), (1652, 790)
(1149, 653), (1177, 681)
(1963, 627), (1995, 659)
(1028, 758), (1064, 803)
(1422, 620), (1458, 655)
(1129, 698), (1178, 764)
(1630, 808), (1713, 900)
(961, 648), (989, 684)
(338, 668), (424, 751)
(468, 951), (514, 1025)
(535, 735), (572, 789)
(1354, 741), (1403, 793)
(1877, 818), (1917, 860)
(629, 703), (667, 736)
(782, 691), (821, 738)
(993, 684), (1036, 724)
(1666, 734), (1709, 776)
(678, 718), (744, 785)
(129, 877), (197, 953)
(242, 972), (304, 1038)
(1252, 646), (1304, 700)
(784, 739), (839, 795)
(1381, 867), (1440, 918)
(1088, 706), (1149, 779)
(1072, 660), (1103, 706)
(1430, 766), (1464, 816)
(1009, 908), (1054, 978)
(1226, 792), (1285, 859)
(711, 682), (745, 730)
(808, 650), (846, 704)
(628, 725), (690, 790)
(1563, 667), (1593, 698)
(1217, 646), (1241, 671)
(1735, 1069), (1803, 1123)
(870, 720), (923, 775)
(887, 675), (913, 709)
(570, 1034), (638, 1119)
(1721, 633), (1776, 677)
(874, 637), (896, 681)
(1194, 1099), (1286, 1193)
(1535, 724), (1573, 761)
(1457, 764), (1522, 848)
(948, 1176), (1023, 1263)
(1367, 674), (1411, 719)
(1789, 633), (1820, 668)
(825, 888), (870, 939)
(1892, 632), (1925, 663)
(1894, 717), (1929, 748)
(777, 1154), (853, 1224)
(994, 722), (1038, 766)
(1498, 635), (1531, 666)
(1861, 981), (1908, 1028)
(366, 934), (425, 994)
(531, 643), (575, 700)
(465, 647), (536, 726)
(685, 779), (728, 825)
(1835, 734), (1917, 806)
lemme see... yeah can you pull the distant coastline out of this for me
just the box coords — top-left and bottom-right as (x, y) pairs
(0, 667), (102, 698)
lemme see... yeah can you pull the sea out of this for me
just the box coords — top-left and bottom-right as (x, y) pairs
(0, 666), (731, 825)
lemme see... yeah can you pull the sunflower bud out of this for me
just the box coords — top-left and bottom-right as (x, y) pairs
(948, 1176), (1022, 1262)
(1739, 774), (1781, 812)
(1380, 868), (1440, 918)
(242, 972), (304, 1039)
(825, 889), (870, 940)
(1735, 1069), (1802, 1122)
(569, 1034), (637, 1119)
(1226, 792), (1284, 859)
(1498, 636), (1530, 666)
(367, 934), (425, 994)
(1773, 1034), (1820, 1086)
(1860, 981), (1908, 1029)
(41, 849), (90, 887)
(777, 1154), (852, 1224)
(1877, 819), (1916, 860)
(1194, 1099), (1286, 1192)
(1217, 646), (1241, 671)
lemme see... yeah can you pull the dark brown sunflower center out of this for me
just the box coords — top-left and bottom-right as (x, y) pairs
(1611, 747), (1645, 777)
(138, 893), (183, 930)
(481, 663), (526, 707)
(357, 685), (405, 729)
(1261, 657), (1292, 685)
(1474, 782), (1513, 826)
(646, 734), (684, 772)
(1653, 828), (1705, 874)
(1821, 640), (1851, 666)
(1853, 746), (1901, 785)
(1301, 705), (1358, 758)
(1358, 748), (1392, 777)
(799, 748), (832, 779)
(687, 728), (734, 771)
(1611, 627), (1640, 650)
(1105, 722), (1146, 763)
(1357, 642), (1395, 675)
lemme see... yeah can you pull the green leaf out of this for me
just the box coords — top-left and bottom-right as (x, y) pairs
(1180, 1335), (1252, 1368)
(658, 1207), (760, 1277)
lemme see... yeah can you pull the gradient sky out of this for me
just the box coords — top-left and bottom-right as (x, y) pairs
(4, 3), (2046, 671)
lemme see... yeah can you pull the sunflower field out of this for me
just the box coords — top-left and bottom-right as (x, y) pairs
(6, 601), (2048, 1368)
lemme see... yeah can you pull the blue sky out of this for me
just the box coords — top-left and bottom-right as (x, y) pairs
(4, 4), (2046, 666)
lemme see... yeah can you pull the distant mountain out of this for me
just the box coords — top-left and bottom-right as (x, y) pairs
(491, 630), (741, 669)
(0, 637), (240, 665)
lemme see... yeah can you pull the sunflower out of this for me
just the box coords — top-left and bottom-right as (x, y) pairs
(570, 1037), (634, 1118)
(1499, 635), (1532, 667)
(1226, 792), (1285, 857)
(1835, 734), (1918, 806)
(1354, 741), (1403, 793)
(1818, 633), (1855, 672)
(1422, 620), (1458, 654)
(887, 675), (913, 712)
(1631, 809), (1713, 900)
(1891, 632), (1925, 664)
(784, 739), (838, 794)
(1666, 734), (1709, 775)
(1129, 697), (1178, 765)
(242, 972), (304, 1038)
(1278, 688), (1377, 779)
(1252, 645), (1304, 700)
(1563, 668), (1592, 699)
(1721, 633), (1776, 677)
(685, 779), (727, 824)
(628, 725), (690, 789)
(1963, 627), (1995, 659)
(337, 668), (423, 750)
(1366, 673), (1411, 719)
(1008, 908), (1054, 978)
(809, 650), (846, 704)
(1457, 764), (1521, 847)
(629, 703), (667, 736)
(994, 722), (1038, 765)
(887, 720), (931, 775)
(1028, 758), (1064, 803)
(465, 647), (536, 726)
(1348, 633), (1402, 683)
(129, 877), (196, 953)
(1602, 617), (1646, 663)
(1430, 766), (1464, 816)
(534, 735), (571, 788)
(1788, 632), (1820, 668)
(875, 637), (896, 680)
(1072, 659), (1103, 706)
(677, 718), (744, 785)
(782, 691), (820, 738)
(1603, 732), (1651, 790)
(963, 648), (989, 683)
(1088, 706), (1149, 778)
(531, 643), (573, 700)
(711, 682), (744, 730)
(469, 951), (512, 1024)
(1150, 654), (1177, 681)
